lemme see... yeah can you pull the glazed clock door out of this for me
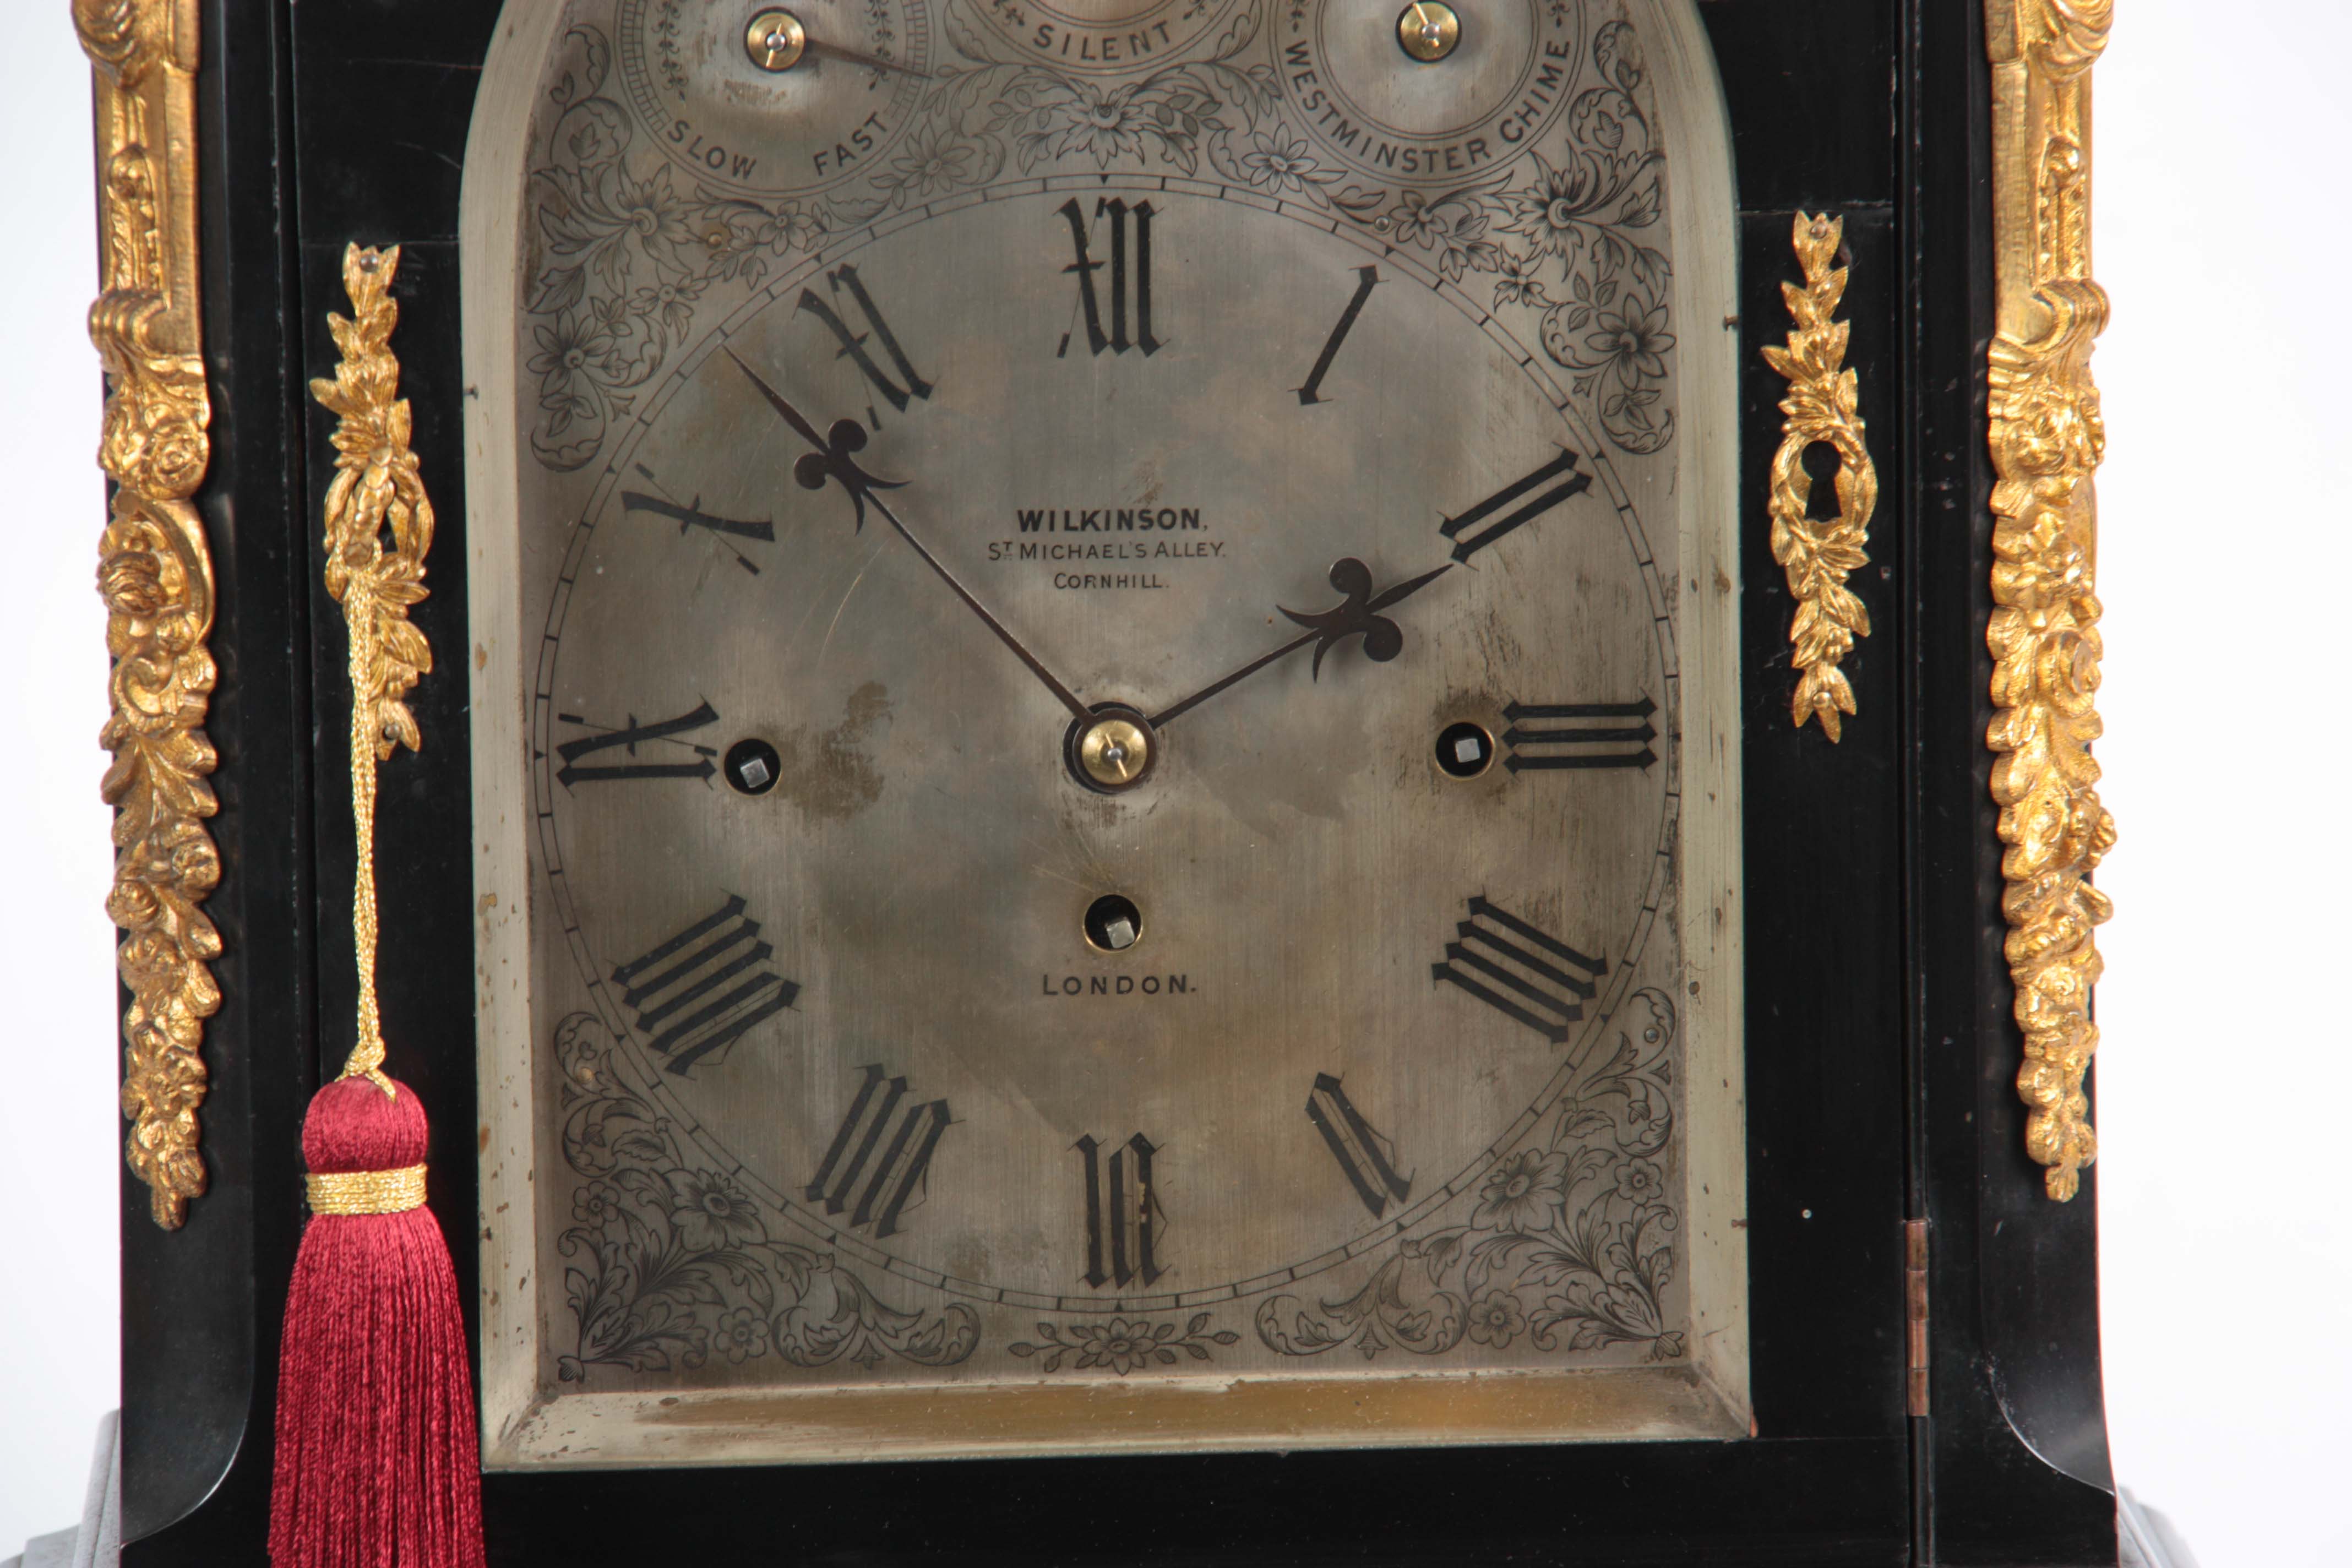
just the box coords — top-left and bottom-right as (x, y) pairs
(464, 0), (1742, 1464)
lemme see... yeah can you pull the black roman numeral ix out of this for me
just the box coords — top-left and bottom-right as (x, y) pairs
(1306, 1074), (1413, 1219)
(797, 262), (934, 417)
(804, 1064), (951, 1239)
(1074, 1132), (1164, 1289)
(1058, 197), (1161, 358)
(1432, 895), (1605, 1045)
(1502, 695), (1658, 772)
(554, 701), (720, 788)
(1295, 265), (1380, 405)
(611, 895), (798, 1075)
(1441, 448), (1594, 562)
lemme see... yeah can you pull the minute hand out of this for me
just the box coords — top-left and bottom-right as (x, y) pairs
(1147, 557), (1451, 730)
(725, 351), (1092, 722)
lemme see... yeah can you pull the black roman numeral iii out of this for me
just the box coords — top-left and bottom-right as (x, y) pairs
(804, 1064), (951, 1239)
(610, 895), (798, 1075)
(1306, 1074), (1413, 1219)
(1057, 197), (1161, 357)
(554, 701), (720, 788)
(1432, 895), (1605, 1044)
(1502, 695), (1658, 772)
(1295, 265), (1380, 405)
(1074, 1132), (1164, 1288)
(797, 263), (933, 416)
(1440, 448), (1594, 562)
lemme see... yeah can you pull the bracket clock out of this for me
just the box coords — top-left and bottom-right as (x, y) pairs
(80, 0), (2120, 1561)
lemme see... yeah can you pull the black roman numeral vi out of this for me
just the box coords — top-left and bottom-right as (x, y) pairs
(1502, 695), (1658, 772)
(554, 701), (720, 788)
(611, 895), (798, 1075)
(1306, 1074), (1412, 1219)
(1058, 198), (1161, 358)
(1441, 448), (1593, 562)
(804, 1064), (951, 1239)
(1432, 895), (1605, 1044)
(797, 263), (933, 416)
(1074, 1132), (1164, 1289)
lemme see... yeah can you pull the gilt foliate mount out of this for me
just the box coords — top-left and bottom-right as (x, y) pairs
(79, 0), (224, 1229)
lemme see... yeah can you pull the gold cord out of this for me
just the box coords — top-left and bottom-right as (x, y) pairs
(311, 244), (433, 1096)
(306, 1164), (429, 1216)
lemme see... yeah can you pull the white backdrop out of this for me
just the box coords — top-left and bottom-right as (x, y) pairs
(1, 2), (2344, 1561)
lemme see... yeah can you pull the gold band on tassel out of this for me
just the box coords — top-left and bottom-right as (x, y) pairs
(305, 1164), (428, 1215)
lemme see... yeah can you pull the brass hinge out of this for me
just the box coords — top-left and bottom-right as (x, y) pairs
(1906, 1218), (1930, 1417)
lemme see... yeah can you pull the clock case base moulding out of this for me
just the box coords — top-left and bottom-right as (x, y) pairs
(96, 1), (2116, 1564)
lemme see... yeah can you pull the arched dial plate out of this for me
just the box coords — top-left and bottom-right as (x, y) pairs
(478, 0), (1741, 1451)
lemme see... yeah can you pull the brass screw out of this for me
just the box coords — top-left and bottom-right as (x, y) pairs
(1079, 717), (1152, 788)
(745, 8), (808, 72)
(1396, 2), (1462, 63)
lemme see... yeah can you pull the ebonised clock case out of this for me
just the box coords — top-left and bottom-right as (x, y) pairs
(113, 1), (2113, 1562)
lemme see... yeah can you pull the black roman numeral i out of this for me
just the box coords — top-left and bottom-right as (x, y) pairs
(1502, 695), (1658, 772)
(610, 895), (798, 1075)
(1074, 1132), (1164, 1289)
(804, 1064), (951, 1239)
(1295, 265), (1380, 405)
(1441, 448), (1594, 562)
(1431, 895), (1605, 1044)
(1058, 198), (1161, 358)
(797, 263), (933, 416)
(1306, 1074), (1412, 1219)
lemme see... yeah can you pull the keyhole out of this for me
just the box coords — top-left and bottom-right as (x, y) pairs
(1800, 441), (1843, 522)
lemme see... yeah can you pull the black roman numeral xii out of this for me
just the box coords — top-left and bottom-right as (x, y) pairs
(1058, 198), (1161, 358)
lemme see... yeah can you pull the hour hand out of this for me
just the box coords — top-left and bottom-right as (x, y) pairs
(1147, 557), (1452, 729)
(724, 349), (903, 531)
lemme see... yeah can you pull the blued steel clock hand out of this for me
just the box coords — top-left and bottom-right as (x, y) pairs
(1147, 557), (1453, 729)
(725, 350), (1093, 723)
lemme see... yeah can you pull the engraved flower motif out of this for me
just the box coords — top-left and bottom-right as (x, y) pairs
(1466, 1289), (1527, 1348)
(1389, 191), (1502, 282)
(570, 1179), (624, 1228)
(1047, 83), (1150, 168)
(1580, 298), (1676, 386)
(1503, 151), (1606, 266)
(1613, 1156), (1667, 1205)
(527, 307), (623, 434)
(664, 1167), (765, 1253)
(1077, 1317), (1161, 1375)
(714, 1305), (770, 1364)
(1472, 1148), (1569, 1232)
(1491, 249), (1552, 309)
(1238, 132), (1325, 194)
(877, 123), (980, 202)
(626, 271), (709, 345)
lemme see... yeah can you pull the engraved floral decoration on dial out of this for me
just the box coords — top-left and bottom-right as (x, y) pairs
(505, 0), (1703, 1401)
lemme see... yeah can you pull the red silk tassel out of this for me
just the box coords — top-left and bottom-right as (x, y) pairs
(269, 1074), (486, 1567)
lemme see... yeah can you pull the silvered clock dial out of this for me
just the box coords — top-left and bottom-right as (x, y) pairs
(466, 0), (1744, 1464)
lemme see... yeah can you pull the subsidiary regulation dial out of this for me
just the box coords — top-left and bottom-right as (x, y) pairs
(617, 0), (932, 197)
